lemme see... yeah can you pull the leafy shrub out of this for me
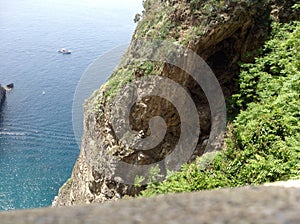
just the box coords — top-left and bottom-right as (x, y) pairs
(139, 21), (300, 197)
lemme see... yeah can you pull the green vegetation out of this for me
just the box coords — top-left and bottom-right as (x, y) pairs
(138, 21), (300, 197)
(102, 66), (135, 100)
(101, 60), (162, 101)
(135, 2), (174, 40)
(91, 58), (164, 122)
(135, 0), (272, 46)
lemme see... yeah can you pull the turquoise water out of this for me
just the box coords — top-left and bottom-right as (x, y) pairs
(0, 0), (142, 210)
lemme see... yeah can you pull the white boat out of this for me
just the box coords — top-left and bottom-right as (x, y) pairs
(57, 48), (71, 54)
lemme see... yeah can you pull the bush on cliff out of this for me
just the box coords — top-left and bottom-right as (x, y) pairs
(139, 21), (300, 197)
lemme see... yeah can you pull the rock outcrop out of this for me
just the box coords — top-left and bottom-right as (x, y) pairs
(0, 84), (6, 107)
(53, 0), (300, 206)
(6, 83), (14, 90)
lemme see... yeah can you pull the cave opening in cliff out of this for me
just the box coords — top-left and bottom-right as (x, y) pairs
(206, 51), (230, 71)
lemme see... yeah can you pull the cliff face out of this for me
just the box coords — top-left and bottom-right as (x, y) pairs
(0, 85), (6, 107)
(53, 0), (299, 206)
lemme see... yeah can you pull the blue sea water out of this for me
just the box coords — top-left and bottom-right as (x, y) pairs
(0, 0), (142, 210)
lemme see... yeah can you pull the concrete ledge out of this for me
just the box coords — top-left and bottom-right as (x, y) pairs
(264, 179), (300, 188)
(1, 181), (300, 224)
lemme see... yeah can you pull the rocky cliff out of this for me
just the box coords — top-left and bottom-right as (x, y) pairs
(53, 0), (299, 206)
(0, 84), (6, 107)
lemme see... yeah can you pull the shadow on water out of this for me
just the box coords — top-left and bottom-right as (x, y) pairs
(0, 100), (6, 127)
(0, 100), (6, 155)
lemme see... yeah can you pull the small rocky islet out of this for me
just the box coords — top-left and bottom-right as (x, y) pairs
(0, 83), (14, 108)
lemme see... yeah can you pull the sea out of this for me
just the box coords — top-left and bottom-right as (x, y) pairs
(0, 0), (142, 210)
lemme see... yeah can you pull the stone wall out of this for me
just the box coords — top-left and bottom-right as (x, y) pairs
(3, 181), (300, 224)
